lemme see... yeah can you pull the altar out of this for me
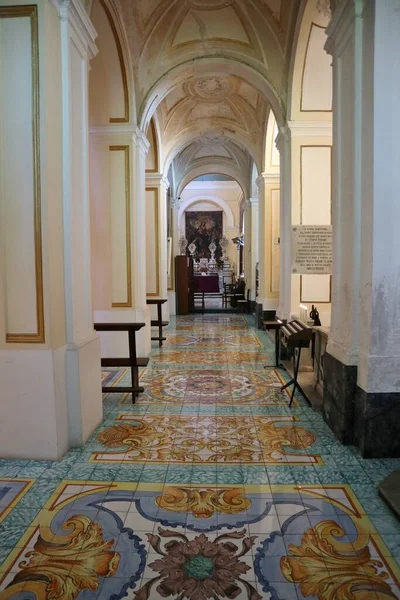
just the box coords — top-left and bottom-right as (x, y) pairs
(192, 274), (219, 294)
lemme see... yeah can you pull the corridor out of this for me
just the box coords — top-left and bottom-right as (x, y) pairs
(0, 314), (399, 599)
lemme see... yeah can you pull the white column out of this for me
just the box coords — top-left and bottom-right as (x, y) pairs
(59, 0), (103, 447)
(325, 0), (363, 366)
(131, 128), (151, 355)
(249, 198), (259, 301)
(0, 0), (102, 458)
(168, 196), (180, 315)
(357, 0), (400, 395)
(276, 127), (292, 321)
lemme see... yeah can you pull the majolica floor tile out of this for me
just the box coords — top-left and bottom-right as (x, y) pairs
(0, 482), (399, 599)
(1, 313), (400, 599)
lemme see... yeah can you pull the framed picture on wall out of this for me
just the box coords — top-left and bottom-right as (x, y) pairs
(300, 274), (332, 303)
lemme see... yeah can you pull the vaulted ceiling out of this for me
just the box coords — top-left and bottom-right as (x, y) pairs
(93, 0), (305, 180)
(120, 0), (301, 111)
(157, 73), (268, 173)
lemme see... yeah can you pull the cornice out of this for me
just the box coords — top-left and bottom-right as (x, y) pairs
(287, 121), (332, 137)
(325, 0), (368, 56)
(89, 124), (136, 139)
(261, 173), (280, 184)
(145, 173), (170, 189)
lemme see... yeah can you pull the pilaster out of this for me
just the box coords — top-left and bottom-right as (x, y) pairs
(243, 197), (259, 302)
(275, 126), (291, 321)
(145, 173), (170, 321)
(257, 173), (280, 316)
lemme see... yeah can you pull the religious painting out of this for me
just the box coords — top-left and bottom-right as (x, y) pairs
(185, 210), (223, 259)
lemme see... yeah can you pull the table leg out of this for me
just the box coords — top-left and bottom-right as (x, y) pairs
(157, 303), (162, 347)
(128, 329), (137, 404)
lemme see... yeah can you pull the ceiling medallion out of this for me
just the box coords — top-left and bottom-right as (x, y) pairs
(192, 76), (231, 101)
(199, 130), (227, 146)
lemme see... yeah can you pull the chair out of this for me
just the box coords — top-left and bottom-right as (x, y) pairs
(223, 283), (236, 308)
(237, 288), (251, 313)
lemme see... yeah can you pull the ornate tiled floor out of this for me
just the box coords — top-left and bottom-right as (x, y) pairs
(1, 314), (400, 600)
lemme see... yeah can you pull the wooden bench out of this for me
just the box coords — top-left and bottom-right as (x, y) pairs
(93, 322), (149, 403)
(146, 298), (168, 347)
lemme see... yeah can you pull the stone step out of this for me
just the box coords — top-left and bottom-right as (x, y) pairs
(379, 471), (400, 520)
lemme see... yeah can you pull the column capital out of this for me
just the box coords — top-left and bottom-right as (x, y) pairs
(325, 0), (367, 56)
(277, 121), (332, 146)
(256, 175), (264, 189)
(260, 172), (280, 185)
(51, 0), (98, 60)
(133, 128), (150, 156)
(145, 172), (170, 190)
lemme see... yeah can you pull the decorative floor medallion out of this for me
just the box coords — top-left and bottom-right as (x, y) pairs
(175, 324), (248, 331)
(151, 349), (271, 365)
(177, 315), (247, 324)
(165, 333), (262, 348)
(135, 368), (297, 405)
(1, 482), (398, 600)
(91, 414), (321, 465)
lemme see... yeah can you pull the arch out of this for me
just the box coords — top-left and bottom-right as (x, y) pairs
(287, 0), (332, 120)
(138, 57), (285, 133)
(177, 167), (249, 200)
(263, 110), (280, 173)
(90, 0), (136, 125)
(178, 195), (236, 232)
(145, 118), (159, 173)
(164, 131), (258, 177)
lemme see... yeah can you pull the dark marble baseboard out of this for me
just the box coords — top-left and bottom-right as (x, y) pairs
(323, 353), (357, 445)
(354, 388), (400, 458)
(255, 303), (276, 329)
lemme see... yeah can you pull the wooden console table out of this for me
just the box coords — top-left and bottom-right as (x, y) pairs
(146, 298), (169, 347)
(262, 320), (282, 368)
(94, 322), (149, 403)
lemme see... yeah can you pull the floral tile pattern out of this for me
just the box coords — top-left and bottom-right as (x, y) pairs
(1, 314), (400, 599)
(91, 414), (322, 465)
(1, 482), (399, 600)
(150, 349), (272, 366)
(165, 333), (263, 348)
(130, 368), (298, 405)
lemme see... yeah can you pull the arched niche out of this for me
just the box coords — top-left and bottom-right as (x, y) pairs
(263, 111), (280, 174)
(145, 118), (159, 173)
(178, 194), (236, 232)
(288, 0), (332, 121)
(89, 0), (131, 125)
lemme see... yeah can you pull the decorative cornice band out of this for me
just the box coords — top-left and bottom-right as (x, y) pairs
(89, 124), (137, 139)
